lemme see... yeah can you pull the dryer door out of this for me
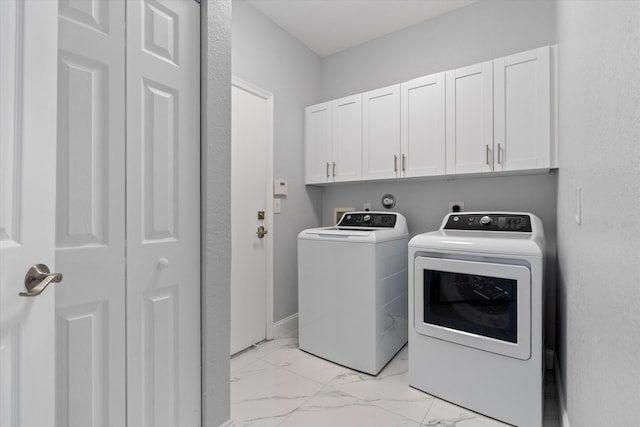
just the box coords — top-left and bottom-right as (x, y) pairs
(414, 257), (531, 360)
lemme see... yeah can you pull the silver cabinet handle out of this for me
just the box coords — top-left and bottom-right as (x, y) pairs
(402, 154), (406, 172)
(332, 162), (336, 177)
(497, 143), (502, 164)
(326, 162), (330, 178)
(485, 144), (490, 165)
(394, 155), (398, 172)
(20, 264), (63, 297)
(256, 225), (268, 239)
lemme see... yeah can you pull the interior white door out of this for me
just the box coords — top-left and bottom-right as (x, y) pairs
(0, 1), (58, 426)
(231, 80), (273, 355)
(126, 1), (201, 426)
(55, 1), (126, 425)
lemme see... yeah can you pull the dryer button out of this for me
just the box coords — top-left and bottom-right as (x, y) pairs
(480, 215), (492, 225)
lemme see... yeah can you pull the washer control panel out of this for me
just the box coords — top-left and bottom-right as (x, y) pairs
(444, 213), (532, 232)
(338, 212), (397, 228)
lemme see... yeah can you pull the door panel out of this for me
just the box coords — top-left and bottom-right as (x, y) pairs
(0, 1), (58, 426)
(401, 72), (446, 177)
(231, 82), (272, 355)
(56, 1), (126, 425)
(333, 95), (362, 182)
(126, 1), (201, 426)
(304, 102), (332, 184)
(362, 85), (401, 179)
(494, 47), (551, 172)
(445, 62), (493, 174)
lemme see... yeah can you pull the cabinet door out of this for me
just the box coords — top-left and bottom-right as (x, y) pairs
(401, 72), (446, 177)
(362, 84), (401, 179)
(446, 61), (493, 174)
(494, 47), (551, 171)
(305, 101), (332, 183)
(332, 94), (362, 182)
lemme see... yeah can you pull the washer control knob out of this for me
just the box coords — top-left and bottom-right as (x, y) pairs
(363, 214), (371, 222)
(480, 215), (492, 225)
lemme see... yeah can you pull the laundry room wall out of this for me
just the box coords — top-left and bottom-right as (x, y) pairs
(202, 0), (232, 425)
(317, 0), (560, 350)
(556, 1), (640, 425)
(232, 0), (322, 325)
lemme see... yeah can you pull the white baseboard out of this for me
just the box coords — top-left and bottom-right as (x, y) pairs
(554, 353), (571, 427)
(218, 419), (234, 427)
(272, 313), (298, 338)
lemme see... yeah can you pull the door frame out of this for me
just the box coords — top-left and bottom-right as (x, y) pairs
(231, 76), (275, 341)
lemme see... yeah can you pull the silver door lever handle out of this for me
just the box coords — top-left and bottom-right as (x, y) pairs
(19, 264), (63, 297)
(256, 226), (268, 239)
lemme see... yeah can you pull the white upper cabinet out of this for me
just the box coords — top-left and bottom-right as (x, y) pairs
(305, 95), (362, 184)
(332, 94), (362, 182)
(401, 72), (446, 177)
(493, 46), (551, 172)
(445, 61), (494, 174)
(305, 45), (556, 184)
(362, 84), (401, 180)
(305, 101), (333, 184)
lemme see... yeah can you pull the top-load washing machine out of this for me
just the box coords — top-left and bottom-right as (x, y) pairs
(298, 211), (409, 375)
(408, 212), (546, 427)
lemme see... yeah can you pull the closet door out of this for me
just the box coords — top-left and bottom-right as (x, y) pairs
(56, 1), (126, 425)
(126, 1), (201, 426)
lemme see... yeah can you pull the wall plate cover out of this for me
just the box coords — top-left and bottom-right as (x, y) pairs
(381, 194), (396, 209)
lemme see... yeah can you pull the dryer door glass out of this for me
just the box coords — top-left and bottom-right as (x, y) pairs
(423, 270), (517, 343)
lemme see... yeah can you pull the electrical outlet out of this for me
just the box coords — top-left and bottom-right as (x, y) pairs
(449, 202), (464, 213)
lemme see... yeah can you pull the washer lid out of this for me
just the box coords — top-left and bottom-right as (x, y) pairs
(298, 212), (409, 243)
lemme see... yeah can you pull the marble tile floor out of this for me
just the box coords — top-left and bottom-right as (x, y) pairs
(231, 334), (561, 427)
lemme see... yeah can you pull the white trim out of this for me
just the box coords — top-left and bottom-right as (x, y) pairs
(218, 420), (235, 427)
(231, 76), (275, 341)
(554, 353), (571, 427)
(272, 313), (298, 338)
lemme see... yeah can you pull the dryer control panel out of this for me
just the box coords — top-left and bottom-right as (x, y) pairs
(444, 213), (532, 232)
(338, 212), (397, 228)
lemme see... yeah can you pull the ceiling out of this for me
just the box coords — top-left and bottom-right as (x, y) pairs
(245, 0), (478, 57)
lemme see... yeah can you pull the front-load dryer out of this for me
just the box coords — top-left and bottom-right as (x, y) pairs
(298, 211), (409, 375)
(408, 212), (546, 427)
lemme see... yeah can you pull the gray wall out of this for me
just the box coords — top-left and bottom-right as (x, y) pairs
(556, 1), (640, 425)
(232, 0), (322, 322)
(318, 0), (559, 349)
(202, 0), (232, 425)
(320, 0), (557, 101)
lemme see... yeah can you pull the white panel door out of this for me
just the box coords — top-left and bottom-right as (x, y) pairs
(401, 72), (446, 177)
(305, 102), (332, 184)
(231, 81), (273, 355)
(332, 94), (362, 182)
(55, 1), (126, 426)
(445, 61), (493, 174)
(363, 84), (401, 180)
(0, 1), (58, 426)
(126, 1), (201, 426)
(494, 47), (551, 172)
